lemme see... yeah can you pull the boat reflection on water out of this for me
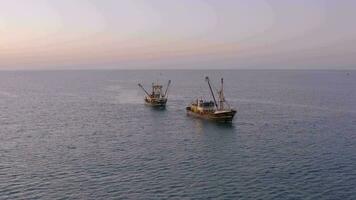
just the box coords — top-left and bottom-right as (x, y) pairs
(192, 117), (235, 135)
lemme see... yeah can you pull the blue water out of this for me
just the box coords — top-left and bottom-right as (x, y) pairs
(0, 70), (355, 199)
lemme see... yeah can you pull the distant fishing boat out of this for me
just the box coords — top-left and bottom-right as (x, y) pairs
(186, 76), (236, 122)
(138, 80), (171, 107)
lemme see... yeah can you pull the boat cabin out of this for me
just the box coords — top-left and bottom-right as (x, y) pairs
(191, 99), (215, 113)
(151, 85), (163, 99)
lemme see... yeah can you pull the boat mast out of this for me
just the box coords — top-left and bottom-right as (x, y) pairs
(205, 76), (218, 109)
(138, 83), (150, 96)
(152, 83), (155, 96)
(219, 78), (225, 110)
(164, 80), (171, 97)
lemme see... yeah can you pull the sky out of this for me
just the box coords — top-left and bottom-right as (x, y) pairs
(0, 0), (355, 70)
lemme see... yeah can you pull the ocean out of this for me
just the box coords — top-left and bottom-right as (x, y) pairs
(0, 70), (355, 199)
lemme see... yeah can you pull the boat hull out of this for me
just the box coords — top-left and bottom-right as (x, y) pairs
(186, 107), (236, 122)
(145, 98), (167, 107)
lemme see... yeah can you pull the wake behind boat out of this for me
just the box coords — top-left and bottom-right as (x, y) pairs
(138, 80), (171, 107)
(186, 76), (236, 122)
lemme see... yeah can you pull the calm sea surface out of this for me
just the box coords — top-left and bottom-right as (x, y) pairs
(0, 70), (355, 199)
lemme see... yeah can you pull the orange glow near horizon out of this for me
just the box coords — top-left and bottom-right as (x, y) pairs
(1, 0), (356, 69)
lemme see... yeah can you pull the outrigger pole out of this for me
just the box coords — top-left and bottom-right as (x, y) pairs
(164, 80), (171, 97)
(138, 83), (150, 96)
(205, 76), (218, 109)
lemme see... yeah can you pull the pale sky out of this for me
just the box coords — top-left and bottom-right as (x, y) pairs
(0, 0), (355, 70)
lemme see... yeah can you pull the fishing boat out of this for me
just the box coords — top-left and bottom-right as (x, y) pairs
(138, 80), (171, 107)
(186, 76), (236, 122)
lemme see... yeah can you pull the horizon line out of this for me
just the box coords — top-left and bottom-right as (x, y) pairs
(0, 68), (355, 72)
